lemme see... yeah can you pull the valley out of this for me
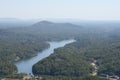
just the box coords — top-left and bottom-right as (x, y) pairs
(0, 20), (120, 80)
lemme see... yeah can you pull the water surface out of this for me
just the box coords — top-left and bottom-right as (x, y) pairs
(15, 39), (75, 74)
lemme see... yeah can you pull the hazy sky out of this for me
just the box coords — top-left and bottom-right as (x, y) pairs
(0, 0), (120, 20)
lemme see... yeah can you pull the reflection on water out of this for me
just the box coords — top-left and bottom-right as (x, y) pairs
(15, 39), (75, 74)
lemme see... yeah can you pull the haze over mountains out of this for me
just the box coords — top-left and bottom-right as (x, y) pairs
(0, 0), (120, 79)
(0, 18), (120, 80)
(0, 18), (37, 29)
(0, 18), (120, 40)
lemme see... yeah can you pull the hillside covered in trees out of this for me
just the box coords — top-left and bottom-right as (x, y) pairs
(0, 20), (120, 80)
(32, 31), (120, 79)
(0, 21), (83, 78)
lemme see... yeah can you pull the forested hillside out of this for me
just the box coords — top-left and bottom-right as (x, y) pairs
(6, 21), (83, 41)
(0, 21), (83, 78)
(0, 29), (50, 77)
(0, 20), (120, 80)
(33, 30), (120, 79)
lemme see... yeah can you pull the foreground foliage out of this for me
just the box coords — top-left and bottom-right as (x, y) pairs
(1, 21), (120, 79)
(0, 61), (17, 77)
(42, 76), (107, 80)
(33, 34), (120, 78)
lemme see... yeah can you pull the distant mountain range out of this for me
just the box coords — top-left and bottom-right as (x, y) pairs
(2, 20), (83, 41)
(0, 18), (36, 28)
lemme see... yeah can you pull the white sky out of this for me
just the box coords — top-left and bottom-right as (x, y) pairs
(0, 0), (120, 20)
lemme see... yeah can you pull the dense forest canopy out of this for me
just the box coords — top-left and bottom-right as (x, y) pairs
(0, 20), (120, 80)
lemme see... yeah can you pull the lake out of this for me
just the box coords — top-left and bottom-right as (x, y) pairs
(15, 39), (75, 74)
